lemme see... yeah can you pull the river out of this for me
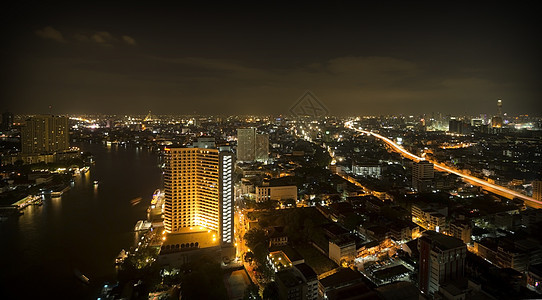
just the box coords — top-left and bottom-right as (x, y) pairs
(0, 142), (162, 299)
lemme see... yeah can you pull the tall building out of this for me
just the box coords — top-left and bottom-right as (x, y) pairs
(237, 127), (269, 162)
(492, 99), (504, 128)
(412, 160), (434, 192)
(448, 118), (471, 134)
(237, 128), (256, 161)
(1, 111), (14, 131)
(533, 180), (542, 202)
(163, 147), (234, 247)
(255, 133), (269, 161)
(21, 115), (69, 154)
(418, 231), (466, 295)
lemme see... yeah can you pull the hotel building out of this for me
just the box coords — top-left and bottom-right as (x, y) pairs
(162, 146), (234, 250)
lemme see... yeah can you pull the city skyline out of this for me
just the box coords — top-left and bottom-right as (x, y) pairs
(2, 2), (541, 116)
(2, 3), (542, 298)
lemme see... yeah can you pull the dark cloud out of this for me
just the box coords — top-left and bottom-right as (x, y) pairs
(35, 26), (65, 43)
(3, 2), (541, 116)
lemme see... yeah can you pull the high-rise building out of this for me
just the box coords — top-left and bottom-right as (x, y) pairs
(448, 118), (461, 133)
(163, 147), (234, 247)
(1, 111), (14, 131)
(21, 115), (69, 154)
(492, 99), (504, 128)
(533, 180), (542, 202)
(418, 231), (466, 295)
(237, 128), (269, 162)
(491, 116), (503, 128)
(255, 133), (269, 161)
(412, 160), (434, 192)
(237, 128), (256, 161)
(448, 118), (471, 134)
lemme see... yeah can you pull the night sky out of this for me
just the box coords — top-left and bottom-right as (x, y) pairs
(2, 2), (541, 116)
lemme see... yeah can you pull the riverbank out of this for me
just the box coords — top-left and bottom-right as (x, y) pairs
(0, 142), (162, 299)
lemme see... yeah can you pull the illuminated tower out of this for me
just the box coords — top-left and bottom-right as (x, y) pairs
(163, 147), (234, 246)
(492, 99), (504, 128)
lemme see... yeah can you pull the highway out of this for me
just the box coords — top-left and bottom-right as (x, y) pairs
(345, 121), (542, 209)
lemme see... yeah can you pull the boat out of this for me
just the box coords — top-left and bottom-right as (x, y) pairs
(51, 185), (70, 197)
(73, 269), (90, 284)
(94, 180), (99, 185)
(115, 249), (128, 265)
(134, 220), (151, 231)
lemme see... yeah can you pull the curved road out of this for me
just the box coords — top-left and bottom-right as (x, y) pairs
(345, 121), (542, 209)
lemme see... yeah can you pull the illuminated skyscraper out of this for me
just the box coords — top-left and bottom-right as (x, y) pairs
(21, 115), (69, 154)
(492, 99), (504, 128)
(237, 127), (269, 162)
(163, 147), (234, 247)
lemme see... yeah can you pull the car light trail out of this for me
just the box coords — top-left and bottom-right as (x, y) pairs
(345, 121), (542, 208)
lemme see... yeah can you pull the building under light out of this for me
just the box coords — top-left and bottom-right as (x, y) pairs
(21, 115), (69, 154)
(159, 145), (235, 264)
(412, 160), (434, 192)
(237, 127), (269, 162)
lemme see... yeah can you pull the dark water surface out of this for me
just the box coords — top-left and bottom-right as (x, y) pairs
(0, 143), (162, 299)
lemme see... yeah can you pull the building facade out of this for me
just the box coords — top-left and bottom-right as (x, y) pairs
(449, 221), (472, 244)
(163, 147), (234, 247)
(412, 160), (434, 192)
(237, 128), (256, 162)
(237, 127), (269, 162)
(255, 133), (269, 162)
(418, 231), (466, 295)
(1, 111), (13, 131)
(352, 164), (382, 178)
(255, 185), (297, 202)
(21, 115), (69, 154)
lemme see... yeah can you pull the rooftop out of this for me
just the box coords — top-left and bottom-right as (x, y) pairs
(269, 251), (293, 271)
(325, 282), (377, 300)
(375, 281), (420, 300)
(319, 268), (363, 289)
(421, 230), (465, 251)
(162, 228), (220, 249)
(276, 268), (305, 288)
(269, 245), (304, 263)
(294, 263), (317, 281)
(331, 234), (356, 247)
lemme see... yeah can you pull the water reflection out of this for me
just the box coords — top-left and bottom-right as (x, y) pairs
(0, 143), (162, 299)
